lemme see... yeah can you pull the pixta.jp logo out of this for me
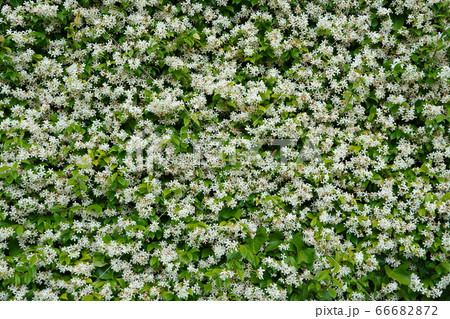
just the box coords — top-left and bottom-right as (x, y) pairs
(124, 131), (323, 173)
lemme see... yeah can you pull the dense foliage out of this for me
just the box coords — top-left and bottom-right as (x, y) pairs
(0, 0), (449, 300)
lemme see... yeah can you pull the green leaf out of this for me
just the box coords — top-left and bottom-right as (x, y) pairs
(419, 163), (429, 173)
(219, 207), (241, 221)
(117, 176), (128, 187)
(87, 204), (102, 214)
(440, 262), (450, 273)
(316, 270), (330, 281)
(291, 232), (305, 251)
(117, 278), (126, 288)
(435, 114), (446, 123)
(367, 105), (377, 121)
(150, 257), (158, 266)
(82, 295), (94, 301)
(50, 205), (66, 212)
(297, 248), (315, 265)
(8, 238), (21, 256)
(93, 260), (107, 267)
(14, 274), (21, 285)
(424, 193), (435, 202)
(371, 173), (382, 180)
(29, 255), (37, 265)
(248, 227), (269, 254)
(237, 268), (245, 282)
(239, 245), (253, 260)
(385, 264), (411, 285)
(15, 225), (24, 236)
(349, 145), (361, 153)
(391, 14), (406, 31)
(239, 245), (259, 266)
(265, 240), (281, 252)
(328, 287), (337, 298)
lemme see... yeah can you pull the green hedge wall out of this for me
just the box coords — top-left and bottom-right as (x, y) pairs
(0, 0), (449, 300)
